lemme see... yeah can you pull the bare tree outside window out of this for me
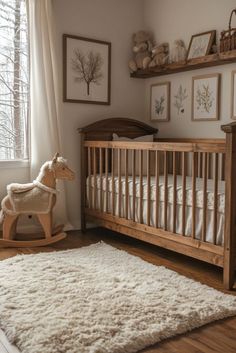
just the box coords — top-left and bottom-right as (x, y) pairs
(0, 0), (29, 160)
(71, 49), (103, 96)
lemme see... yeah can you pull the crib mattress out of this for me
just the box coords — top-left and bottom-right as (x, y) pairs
(86, 174), (225, 245)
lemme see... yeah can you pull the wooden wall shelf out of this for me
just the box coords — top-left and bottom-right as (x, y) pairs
(130, 51), (236, 78)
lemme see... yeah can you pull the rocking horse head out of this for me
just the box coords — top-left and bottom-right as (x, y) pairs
(36, 153), (75, 189)
(51, 152), (75, 181)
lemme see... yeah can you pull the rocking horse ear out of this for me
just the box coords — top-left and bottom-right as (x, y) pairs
(52, 152), (59, 163)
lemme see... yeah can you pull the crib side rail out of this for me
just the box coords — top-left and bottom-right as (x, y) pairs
(84, 140), (226, 153)
(82, 139), (226, 267)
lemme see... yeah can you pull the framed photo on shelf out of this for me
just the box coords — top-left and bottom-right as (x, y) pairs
(192, 73), (220, 121)
(150, 82), (170, 122)
(231, 70), (236, 119)
(63, 34), (111, 105)
(187, 30), (216, 60)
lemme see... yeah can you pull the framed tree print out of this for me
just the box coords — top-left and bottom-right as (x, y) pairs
(150, 82), (170, 121)
(231, 70), (236, 119)
(63, 34), (111, 105)
(192, 73), (220, 121)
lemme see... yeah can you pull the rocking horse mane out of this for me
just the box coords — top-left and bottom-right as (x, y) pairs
(36, 157), (67, 181)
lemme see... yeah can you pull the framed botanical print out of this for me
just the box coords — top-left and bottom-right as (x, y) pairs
(150, 82), (170, 121)
(63, 34), (111, 105)
(231, 70), (236, 119)
(173, 84), (188, 115)
(187, 30), (216, 60)
(192, 73), (220, 121)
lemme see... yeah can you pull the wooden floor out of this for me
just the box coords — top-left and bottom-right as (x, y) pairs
(0, 227), (236, 353)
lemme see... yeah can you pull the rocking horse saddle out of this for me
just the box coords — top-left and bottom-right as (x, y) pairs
(3, 182), (54, 215)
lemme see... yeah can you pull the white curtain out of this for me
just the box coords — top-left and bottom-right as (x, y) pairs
(26, 0), (70, 228)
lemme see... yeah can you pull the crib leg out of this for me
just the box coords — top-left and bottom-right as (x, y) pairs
(81, 211), (87, 233)
(223, 251), (235, 290)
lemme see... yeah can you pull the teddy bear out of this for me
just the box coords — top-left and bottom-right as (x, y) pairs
(128, 31), (154, 72)
(171, 39), (187, 63)
(149, 43), (169, 68)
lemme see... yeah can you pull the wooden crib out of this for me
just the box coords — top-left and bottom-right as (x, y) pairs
(79, 117), (236, 290)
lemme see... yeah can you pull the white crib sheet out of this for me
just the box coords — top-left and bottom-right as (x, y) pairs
(87, 174), (225, 245)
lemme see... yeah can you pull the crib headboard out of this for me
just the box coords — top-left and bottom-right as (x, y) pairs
(78, 117), (158, 141)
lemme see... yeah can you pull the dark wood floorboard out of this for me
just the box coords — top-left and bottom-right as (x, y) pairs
(0, 227), (236, 353)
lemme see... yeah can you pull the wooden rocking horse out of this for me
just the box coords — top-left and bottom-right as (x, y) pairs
(0, 153), (75, 247)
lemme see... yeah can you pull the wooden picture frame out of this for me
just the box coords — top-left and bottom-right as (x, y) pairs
(187, 30), (216, 60)
(231, 70), (236, 119)
(150, 82), (170, 122)
(192, 73), (220, 121)
(63, 34), (111, 105)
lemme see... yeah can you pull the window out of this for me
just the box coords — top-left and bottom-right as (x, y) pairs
(0, 0), (29, 160)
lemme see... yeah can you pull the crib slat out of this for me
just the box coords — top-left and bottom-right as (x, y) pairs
(125, 149), (129, 219)
(155, 150), (159, 228)
(169, 152), (173, 174)
(99, 148), (103, 212)
(88, 147), (92, 209)
(172, 152), (177, 233)
(164, 151), (168, 230)
(195, 153), (199, 178)
(105, 148), (108, 213)
(199, 152), (203, 178)
(182, 152), (186, 236)
(118, 149), (122, 218)
(197, 152), (200, 177)
(139, 150), (143, 224)
(132, 150), (136, 222)
(213, 153), (219, 244)
(207, 153), (212, 179)
(192, 152), (197, 239)
(202, 152), (208, 242)
(147, 150), (151, 226)
(93, 148), (97, 210)
(221, 153), (225, 180)
(112, 149), (115, 215)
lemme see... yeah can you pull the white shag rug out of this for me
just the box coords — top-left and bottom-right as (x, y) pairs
(0, 243), (236, 353)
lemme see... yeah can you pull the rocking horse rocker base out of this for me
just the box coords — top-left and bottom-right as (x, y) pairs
(0, 153), (75, 248)
(0, 234), (67, 248)
(0, 219), (67, 248)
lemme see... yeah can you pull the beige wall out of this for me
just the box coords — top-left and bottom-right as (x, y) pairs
(144, 0), (236, 138)
(54, 0), (145, 228)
